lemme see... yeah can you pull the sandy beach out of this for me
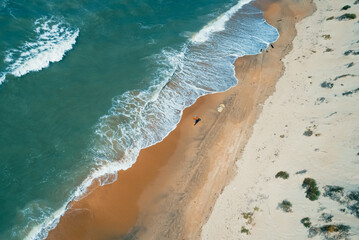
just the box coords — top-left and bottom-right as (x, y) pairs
(45, 0), (319, 239)
(202, 0), (359, 239)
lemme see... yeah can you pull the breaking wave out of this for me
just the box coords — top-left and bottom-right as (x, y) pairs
(191, 0), (252, 43)
(0, 17), (79, 84)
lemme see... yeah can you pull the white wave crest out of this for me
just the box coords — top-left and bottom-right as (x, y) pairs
(0, 74), (5, 85)
(1, 17), (79, 83)
(191, 0), (253, 44)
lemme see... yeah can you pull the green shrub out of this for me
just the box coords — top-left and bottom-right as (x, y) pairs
(242, 212), (254, 224)
(320, 81), (333, 89)
(341, 5), (351, 10)
(279, 200), (292, 212)
(241, 226), (250, 235)
(242, 212), (253, 219)
(296, 169), (307, 175)
(337, 13), (356, 20)
(301, 217), (311, 228)
(321, 213), (333, 223)
(275, 171), (289, 179)
(320, 224), (350, 233)
(303, 129), (313, 136)
(327, 186), (344, 192)
(302, 178), (320, 201)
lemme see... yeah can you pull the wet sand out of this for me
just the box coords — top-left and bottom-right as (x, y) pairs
(46, 0), (315, 239)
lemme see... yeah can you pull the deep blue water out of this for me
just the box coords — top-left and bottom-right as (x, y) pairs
(0, 0), (278, 239)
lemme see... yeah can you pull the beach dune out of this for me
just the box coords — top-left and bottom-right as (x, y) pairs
(202, 0), (359, 239)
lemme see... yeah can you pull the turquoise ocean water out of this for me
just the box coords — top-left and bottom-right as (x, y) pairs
(0, 0), (278, 239)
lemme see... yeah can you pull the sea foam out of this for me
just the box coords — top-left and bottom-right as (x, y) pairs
(1, 17), (79, 84)
(191, 0), (252, 43)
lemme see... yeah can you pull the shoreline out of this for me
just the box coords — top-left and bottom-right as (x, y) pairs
(46, 0), (315, 239)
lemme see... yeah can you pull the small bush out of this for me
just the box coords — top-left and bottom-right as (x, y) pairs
(296, 169), (307, 175)
(320, 81), (333, 89)
(343, 87), (359, 96)
(325, 48), (333, 52)
(344, 50), (353, 56)
(302, 178), (320, 201)
(326, 16), (334, 20)
(346, 62), (354, 68)
(242, 212), (253, 220)
(275, 171), (289, 179)
(301, 217), (311, 228)
(337, 13), (356, 20)
(320, 224), (350, 233)
(323, 185), (344, 203)
(242, 212), (254, 224)
(327, 185), (344, 193)
(341, 5), (351, 10)
(303, 129), (313, 136)
(348, 191), (359, 201)
(309, 224), (351, 238)
(279, 200), (292, 212)
(241, 226), (250, 235)
(321, 213), (333, 223)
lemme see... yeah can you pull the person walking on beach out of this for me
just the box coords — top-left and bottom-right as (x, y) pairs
(193, 115), (201, 126)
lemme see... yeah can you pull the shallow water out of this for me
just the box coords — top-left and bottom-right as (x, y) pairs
(0, 0), (278, 238)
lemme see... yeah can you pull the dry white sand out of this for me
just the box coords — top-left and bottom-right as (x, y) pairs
(202, 0), (359, 239)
